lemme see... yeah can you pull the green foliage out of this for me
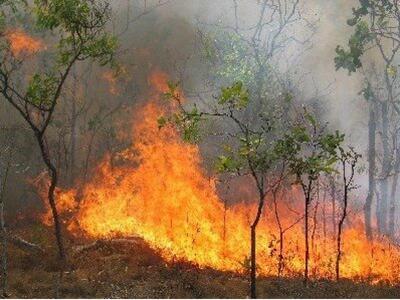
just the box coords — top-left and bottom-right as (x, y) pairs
(26, 73), (57, 107)
(163, 81), (179, 101)
(218, 81), (249, 109)
(33, 0), (117, 67)
(335, 0), (398, 73)
(360, 81), (374, 101)
(174, 106), (202, 143)
(162, 80), (278, 176)
(0, 0), (26, 32)
(335, 20), (373, 73)
(216, 154), (240, 173)
(1, 0), (116, 112)
(204, 31), (255, 85)
(275, 113), (345, 182)
(35, 0), (95, 30)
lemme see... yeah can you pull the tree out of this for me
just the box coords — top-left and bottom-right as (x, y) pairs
(275, 112), (345, 285)
(0, 0), (117, 261)
(196, 0), (315, 130)
(335, 0), (400, 239)
(336, 146), (360, 281)
(271, 183), (304, 277)
(162, 81), (285, 298)
(0, 133), (13, 297)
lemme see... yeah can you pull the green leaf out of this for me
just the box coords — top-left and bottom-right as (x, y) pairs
(218, 81), (249, 109)
(26, 73), (58, 107)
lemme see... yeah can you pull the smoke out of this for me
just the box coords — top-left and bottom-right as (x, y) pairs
(0, 0), (376, 213)
(109, 0), (369, 176)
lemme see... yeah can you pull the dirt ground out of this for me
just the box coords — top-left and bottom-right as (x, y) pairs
(4, 223), (400, 298)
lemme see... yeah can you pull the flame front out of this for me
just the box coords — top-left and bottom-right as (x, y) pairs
(41, 71), (400, 283)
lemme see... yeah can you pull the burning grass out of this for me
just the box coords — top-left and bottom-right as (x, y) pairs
(4, 222), (400, 298)
(35, 71), (400, 286)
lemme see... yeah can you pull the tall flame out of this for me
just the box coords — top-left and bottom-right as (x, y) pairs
(40, 71), (400, 283)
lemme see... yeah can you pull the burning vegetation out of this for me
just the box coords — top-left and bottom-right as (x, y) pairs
(1, 0), (400, 299)
(37, 71), (400, 286)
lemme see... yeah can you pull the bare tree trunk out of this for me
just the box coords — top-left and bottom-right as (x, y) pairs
(336, 173), (348, 281)
(389, 175), (398, 238)
(322, 187), (327, 248)
(311, 199), (319, 252)
(0, 141), (13, 297)
(378, 101), (391, 235)
(250, 225), (257, 299)
(36, 133), (65, 261)
(304, 198), (310, 285)
(0, 166), (7, 297)
(272, 189), (284, 277)
(330, 177), (337, 240)
(365, 102), (376, 240)
(250, 190), (266, 299)
(303, 180), (313, 286)
(0, 199), (6, 298)
(69, 71), (78, 186)
(389, 142), (400, 238)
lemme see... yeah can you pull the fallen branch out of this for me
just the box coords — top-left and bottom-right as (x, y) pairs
(73, 236), (142, 255)
(6, 233), (45, 254)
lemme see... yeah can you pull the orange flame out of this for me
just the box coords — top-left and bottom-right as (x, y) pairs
(6, 29), (43, 57)
(40, 71), (400, 284)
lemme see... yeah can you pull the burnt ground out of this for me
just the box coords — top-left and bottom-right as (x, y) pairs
(5, 222), (400, 299)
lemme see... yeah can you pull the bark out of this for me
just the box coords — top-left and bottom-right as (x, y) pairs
(365, 102), (376, 240)
(322, 188), (327, 246)
(250, 188), (266, 299)
(73, 237), (141, 255)
(7, 234), (45, 254)
(311, 200), (319, 252)
(336, 166), (348, 281)
(303, 179), (313, 286)
(272, 190), (284, 277)
(36, 133), (65, 261)
(378, 101), (390, 234)
(330, 178), (337, 240)
(250, 225), (257, 299)
(69, 72), (78, 185)
(0, 166), (7, 297)
(389, 146), (400, 238)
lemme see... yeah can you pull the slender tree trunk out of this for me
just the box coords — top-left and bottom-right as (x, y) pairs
(36, 133), (65, 261)
(311, 200), (319, 252)
(69, 71), (78, 186)
(379, 101), (390, 235)
(331, 178), (337, 240)
(223, 196), (227, 257)
(250, 225), (257, 299)
(365, 102), (376, 240)
(303, 180), (312, 286)
(70, 97), (77, 185)
(250, 190), (266, 299)
(389, 149), (400, 238)
(336, 167), (348, 281)
(304, 197), (310, 285)
(0, 167), (7, 297)
(322, 188), (327, 248)
(272, 190), (284, 276)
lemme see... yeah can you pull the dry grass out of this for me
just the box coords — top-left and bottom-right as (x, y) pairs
(4, 223), (400, 298)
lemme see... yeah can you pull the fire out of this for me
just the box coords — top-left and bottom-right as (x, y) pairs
(6, 29), (43, 57)
(40, 71), (400, 284)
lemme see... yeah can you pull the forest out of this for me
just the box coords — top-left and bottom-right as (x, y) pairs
(0, 0), (400, 298)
